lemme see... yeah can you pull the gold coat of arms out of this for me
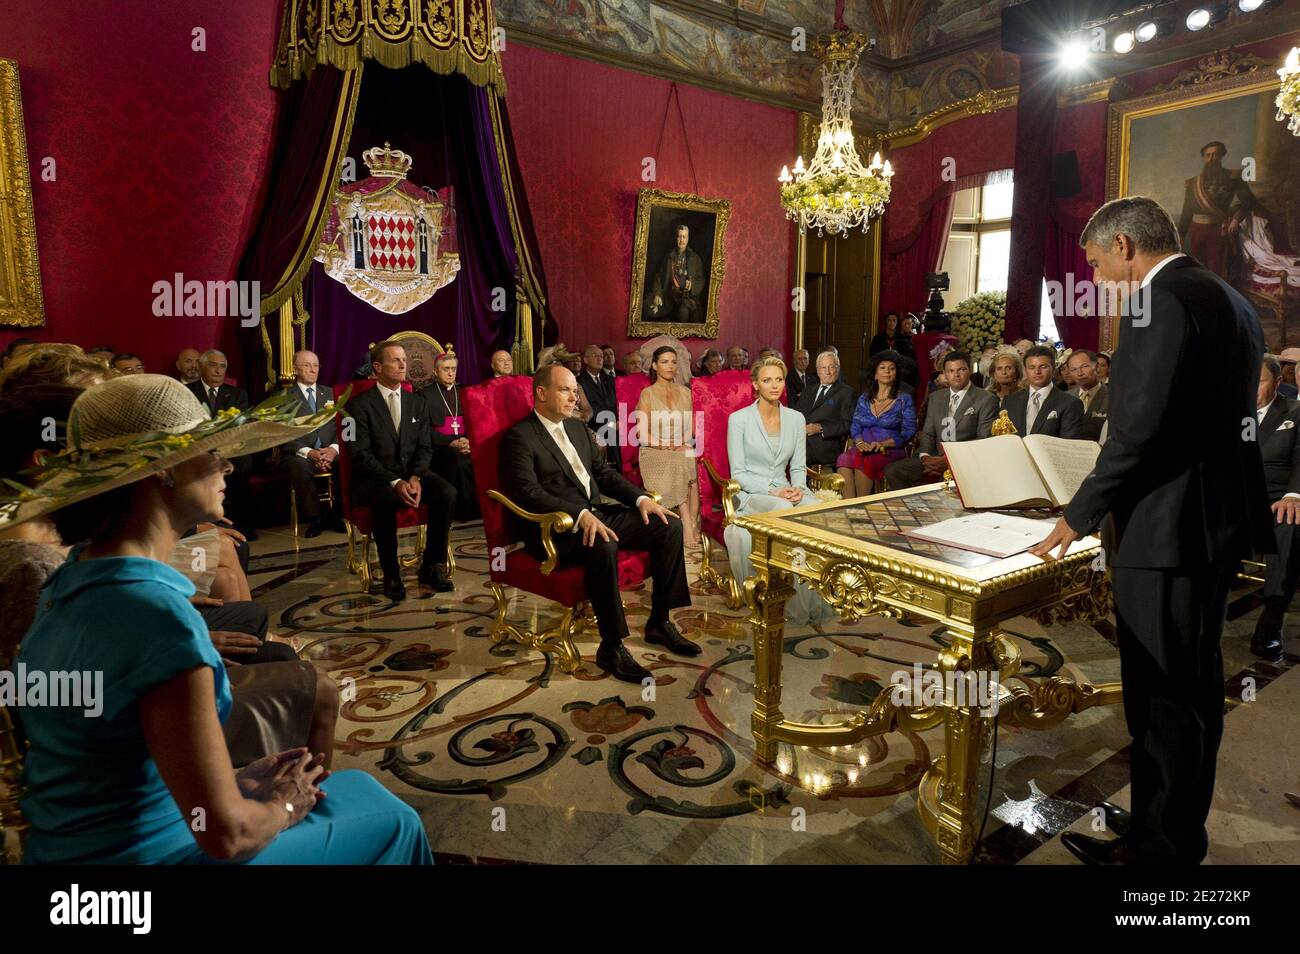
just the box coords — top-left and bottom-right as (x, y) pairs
(315, 142), (460, 314)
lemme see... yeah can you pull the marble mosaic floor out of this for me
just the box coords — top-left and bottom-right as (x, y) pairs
(246, 521), (1300, 865)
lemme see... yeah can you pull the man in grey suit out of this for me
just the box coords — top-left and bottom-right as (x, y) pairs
(1004, 346), (1084, 439)
(1067, 349), (1110, 442)
(279, 349), (344, 537)
(883, 351), (997, 489)
(793, 350), (855, 467)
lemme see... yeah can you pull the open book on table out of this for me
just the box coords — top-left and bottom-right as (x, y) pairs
(940, 434), (1100, 510)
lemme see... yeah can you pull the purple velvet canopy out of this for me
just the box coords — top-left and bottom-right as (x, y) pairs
(239, 59), (551, 395)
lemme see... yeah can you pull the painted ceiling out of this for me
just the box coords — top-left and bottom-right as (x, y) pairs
(496, 0), (1027, 127)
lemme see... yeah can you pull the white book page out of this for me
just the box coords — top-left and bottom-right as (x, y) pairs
(904, 512), (1060, 558)
(1023, 434), (1101, 505)
(943, 435), (1051, 509)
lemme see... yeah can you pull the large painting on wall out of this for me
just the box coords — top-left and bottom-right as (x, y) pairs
(627, 188), (729, 340)
(1107, 61), (1300, 351)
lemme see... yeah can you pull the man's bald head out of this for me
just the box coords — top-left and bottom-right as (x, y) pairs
(490, 350), (513, 376)
(293, 349), (321, 385)
(176, 347), (201, 383)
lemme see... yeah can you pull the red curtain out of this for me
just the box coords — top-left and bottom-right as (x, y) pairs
(1004, 54), (1057, 344)
(1045, 216), (1097, 350)
(884, 190), (958, 318)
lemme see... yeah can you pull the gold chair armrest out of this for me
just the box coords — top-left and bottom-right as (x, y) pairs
(703, 459), (741, 526)
(807, 467), (845, 494)
(487, 490), (574, 575)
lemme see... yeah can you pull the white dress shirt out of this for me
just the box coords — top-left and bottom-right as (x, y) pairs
(921, 384), (969, 456)
(295, 381), (340, 458)
(376, 382), (405, 488)
(1139, 253), (1183, 288)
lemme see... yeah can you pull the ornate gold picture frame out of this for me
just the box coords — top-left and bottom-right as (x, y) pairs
(1102, 55), (1295, 350)
(0, 58), (44, 328)
(627, 188), (729, 340)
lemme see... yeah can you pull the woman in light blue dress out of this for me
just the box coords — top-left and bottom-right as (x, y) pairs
(8, 375), (432, 865)
(723, 357), (836, 626)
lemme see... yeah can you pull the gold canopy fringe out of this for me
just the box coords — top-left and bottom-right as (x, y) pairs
(270, 0), (505, 92)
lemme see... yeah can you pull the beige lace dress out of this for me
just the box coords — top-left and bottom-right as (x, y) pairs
(636, 383), (696, 508)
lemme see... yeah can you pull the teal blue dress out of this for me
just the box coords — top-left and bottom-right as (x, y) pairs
(17, 552), (432, 865)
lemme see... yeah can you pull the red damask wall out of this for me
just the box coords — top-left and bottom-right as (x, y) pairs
(0, 0), (280, 378)
(501, 44), (798, 362)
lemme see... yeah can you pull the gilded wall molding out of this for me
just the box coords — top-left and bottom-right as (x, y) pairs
(0, 58), (45, 329)
(869, 85), (1019, 152)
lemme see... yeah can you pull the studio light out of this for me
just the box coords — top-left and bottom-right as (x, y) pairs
(1058, 40), (1090, 69)
(1113, 31), (1136, 54)
(1135, 19), (1169, 42)
(1238, 0), (1264, 9)
(1186, 5), (1227, 30)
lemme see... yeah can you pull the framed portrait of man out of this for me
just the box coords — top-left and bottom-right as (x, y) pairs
(627, 188), (730, 339)
(1105, 56), (1300, 351)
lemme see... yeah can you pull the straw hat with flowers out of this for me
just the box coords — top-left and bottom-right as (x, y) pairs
(0, 374), (348, 529)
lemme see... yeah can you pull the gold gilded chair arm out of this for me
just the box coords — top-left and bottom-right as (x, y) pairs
(487, 490), (574, 575)
(703, 460), (741, 526)
(806, 467), (845, 494)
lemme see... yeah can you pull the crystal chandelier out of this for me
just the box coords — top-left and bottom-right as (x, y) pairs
(1277, 47), (1300, 137)
(779, 29), (893, 236)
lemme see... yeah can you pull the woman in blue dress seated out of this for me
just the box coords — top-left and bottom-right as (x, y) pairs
(723, 356), (835, 626)
(7, 374), (432, 865)
(836, 350), (917, 498)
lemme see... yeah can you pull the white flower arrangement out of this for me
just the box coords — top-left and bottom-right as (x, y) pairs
(1277, 48), (1300, 137)
(812, 488), (842, 504)
(951, 290), (1007, 354)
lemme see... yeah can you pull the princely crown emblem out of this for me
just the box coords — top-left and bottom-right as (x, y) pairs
(362, 142), (414, 179)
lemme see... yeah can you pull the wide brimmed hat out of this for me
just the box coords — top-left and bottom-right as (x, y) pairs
(1278, 347), (1300, 365)
(0, 374), (346, 529)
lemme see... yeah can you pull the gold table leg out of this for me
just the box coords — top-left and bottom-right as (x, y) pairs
(748, 573), (796, 763)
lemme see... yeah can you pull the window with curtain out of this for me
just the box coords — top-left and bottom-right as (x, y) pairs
(939, 176), (1061, 342)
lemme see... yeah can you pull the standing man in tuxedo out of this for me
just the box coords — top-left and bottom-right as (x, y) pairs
(1067, 349), (1110, 442)
(787, 349), (811, 404)
(1251, 355), (1300, 661)
(279, 349), (344, 537)
(1003, 346), (1084, 438)
(883, 351), (997, 490)
(188, 349), (257, 538)
(1033, 196), (1273, 865)
(794, 350), (854, 468)
(499, 364), (695, 683)
(579, 344), (621, 469)
(346, 340), (457, 602)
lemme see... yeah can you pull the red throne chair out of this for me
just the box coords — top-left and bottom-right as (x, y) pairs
(614, 372), (650, 486)
(335, 377), (451, 590)
(464, 375), (656, 674)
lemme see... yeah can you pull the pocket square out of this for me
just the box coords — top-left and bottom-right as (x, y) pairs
(1046, 410), (1059, 420)
(1278, 420), (1296, 431)
(1092, 412), (1107, 419)
(963, 407), (976, 416)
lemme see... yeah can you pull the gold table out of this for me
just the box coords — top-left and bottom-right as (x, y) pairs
(735, 484), (1120, 864)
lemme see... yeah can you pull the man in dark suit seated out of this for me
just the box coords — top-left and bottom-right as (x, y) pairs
(279, 349), (344, 537)
(1067, 349), (1110, 442)
(883, 351), (997, 490)
(187, 349), (257, 538)
(1252, 354), (1300, 661)
(1004, 346), (1084, 438)
(793, 350), (854, 469)
(578, 344), (621, 469)
(787, 349), (811, 404)
(346, 340), (457, 602)
(499, 364), (696, 684)
(1033, 196), (1274, 866)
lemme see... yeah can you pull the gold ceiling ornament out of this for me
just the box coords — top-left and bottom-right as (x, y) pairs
(778, 30), (893, 236)
(1147, 49), (1274, 94)
(1277, 48), (1300, 137)
(270, 0), (504, 91)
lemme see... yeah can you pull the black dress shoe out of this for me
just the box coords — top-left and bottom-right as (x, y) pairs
(417, 563), (454, 592)
(1061, 831), (1130, 865)
(1251, 624), (1283, 661)
(595, 644), (653, 684)
(371, 578), (406, 602)
(303, 519), (323, 538)
(644, 620), (701, 657)
(1098, 801), (1132, 840)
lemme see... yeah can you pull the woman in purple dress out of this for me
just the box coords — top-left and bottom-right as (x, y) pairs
(835, 350), (916, 497)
